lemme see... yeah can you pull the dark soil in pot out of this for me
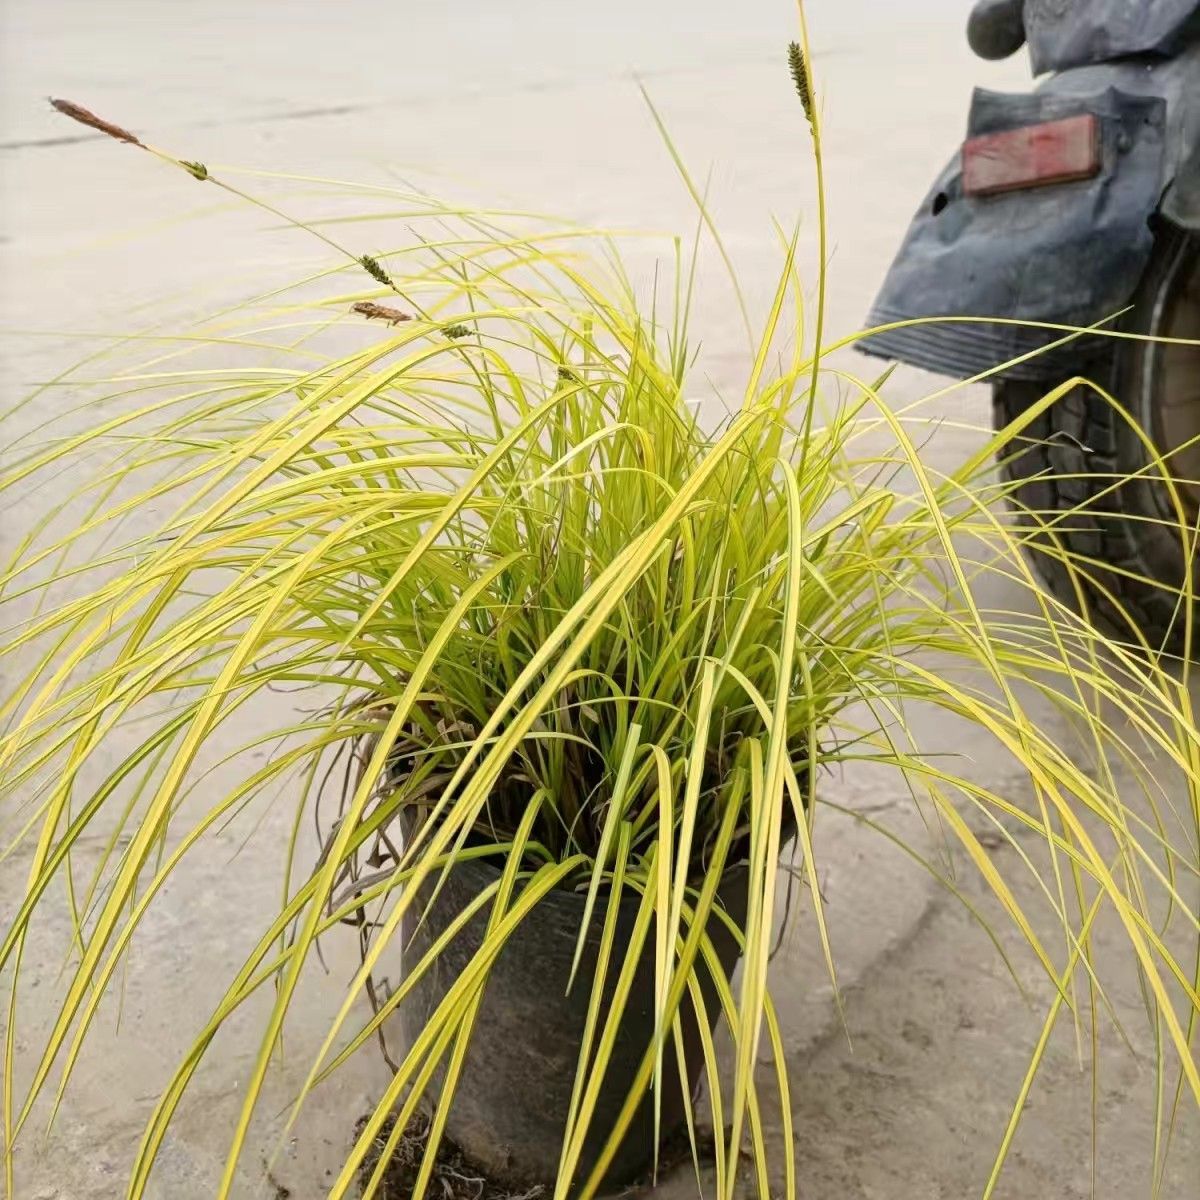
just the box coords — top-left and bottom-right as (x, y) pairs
(352, 1111), (546, 1200)
(352, 1110), (734, 1200)
(382, 843), (749, 1193)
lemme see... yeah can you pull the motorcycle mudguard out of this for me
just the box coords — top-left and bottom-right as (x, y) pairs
(860, 84), (1167, 382)
(1025, 0), (1200, 75)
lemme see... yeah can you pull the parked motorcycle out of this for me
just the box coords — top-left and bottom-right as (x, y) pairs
(862, 0), (1200, 651)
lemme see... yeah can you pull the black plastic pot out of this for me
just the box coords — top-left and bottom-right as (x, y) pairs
(387, 848), (748, 1191)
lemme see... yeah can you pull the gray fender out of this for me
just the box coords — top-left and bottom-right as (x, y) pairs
(1025, 0), (1200, 75)
(861, 50), (1200, 383)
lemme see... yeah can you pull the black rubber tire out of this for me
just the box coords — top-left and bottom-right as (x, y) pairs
(993, 228), (1199, 654)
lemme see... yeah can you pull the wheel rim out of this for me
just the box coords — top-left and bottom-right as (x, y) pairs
(1145, 242), (1200, 512)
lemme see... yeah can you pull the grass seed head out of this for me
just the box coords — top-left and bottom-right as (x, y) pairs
(787, 42), (814, 125)
(49, 98), (142, 146)
(359, 254), (394, 287)
(351, 301), (412, 325)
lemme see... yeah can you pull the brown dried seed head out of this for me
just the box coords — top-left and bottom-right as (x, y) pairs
(49, 98), (142, 146)
(351, 301), (412, 326)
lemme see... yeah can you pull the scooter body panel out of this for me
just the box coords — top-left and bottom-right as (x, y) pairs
(1025, 0), (1200, 74)
(861, 47), (1200, 382)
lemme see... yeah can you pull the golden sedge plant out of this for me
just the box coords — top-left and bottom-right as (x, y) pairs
(1, 21), (1198, 1200)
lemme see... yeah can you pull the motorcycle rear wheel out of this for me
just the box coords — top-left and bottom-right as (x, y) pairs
(993, 227), (1200, 654)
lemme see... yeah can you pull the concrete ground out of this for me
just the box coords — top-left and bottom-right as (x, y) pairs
(1, 1), (1196, 1197)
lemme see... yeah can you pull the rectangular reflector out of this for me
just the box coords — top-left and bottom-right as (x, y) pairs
(963, 113), (1101, 198)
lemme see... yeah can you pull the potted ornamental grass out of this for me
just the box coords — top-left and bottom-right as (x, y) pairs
(1, 31), (1197, 1200)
